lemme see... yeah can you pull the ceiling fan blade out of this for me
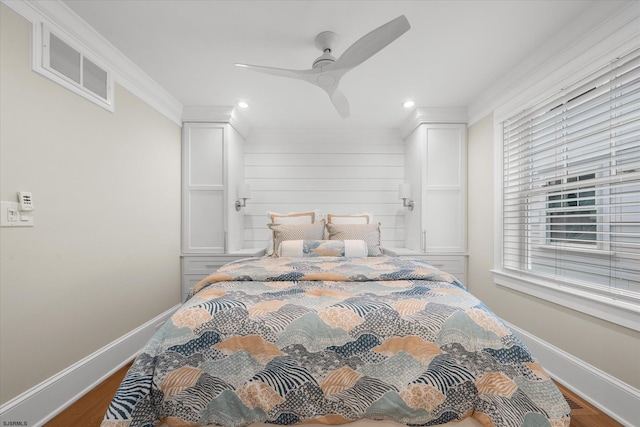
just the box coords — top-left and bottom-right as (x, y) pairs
(235, 63), (316, 81)
(327, 87), (350, 118)
(333, 15), (410, 71)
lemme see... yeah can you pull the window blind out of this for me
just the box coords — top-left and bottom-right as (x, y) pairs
(502, 48), (640, 302)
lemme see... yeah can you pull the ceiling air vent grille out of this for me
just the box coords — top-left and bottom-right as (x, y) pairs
(37, 24), (114, 111)
(49, 33), (81, 83)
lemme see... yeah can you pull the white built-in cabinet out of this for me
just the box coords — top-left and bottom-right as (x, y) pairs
(394, 122), (468, 284)
(181, 120), (264, 301)
(182, 123), (227, 254)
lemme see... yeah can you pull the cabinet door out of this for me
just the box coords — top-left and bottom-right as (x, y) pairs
(423, 125), (466, 252)
(182, 123), (226, 253)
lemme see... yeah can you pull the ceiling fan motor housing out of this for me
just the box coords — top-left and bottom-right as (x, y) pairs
(312, 31), (339, 68)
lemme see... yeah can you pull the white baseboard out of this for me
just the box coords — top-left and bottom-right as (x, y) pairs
(507, 322), (640, 427)
(0, 304), (181, 427)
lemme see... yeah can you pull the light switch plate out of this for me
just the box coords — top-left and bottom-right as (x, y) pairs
(1, 201), (33, 227)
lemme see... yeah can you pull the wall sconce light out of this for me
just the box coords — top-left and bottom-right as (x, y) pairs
(235, 184), (251, 211)
(399, 183), (414, 211)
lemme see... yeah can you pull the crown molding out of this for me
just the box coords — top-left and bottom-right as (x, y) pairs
(182, 106), (235, 122)
(2, 0), (184, 126)
(399, 107), (467, 139)
(467, 0), (640, 126)
(182, 106), (251, 140)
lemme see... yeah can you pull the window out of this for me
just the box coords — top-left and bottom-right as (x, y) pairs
(35, 24), (114, 111)
(546, 172), (597, 246)
(498, 48), (640, 329)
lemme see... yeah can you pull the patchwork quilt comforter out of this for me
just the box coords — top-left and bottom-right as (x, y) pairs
(101, 257), (570, 427)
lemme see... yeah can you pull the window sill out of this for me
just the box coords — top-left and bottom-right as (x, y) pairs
(492, 269), (640, 332)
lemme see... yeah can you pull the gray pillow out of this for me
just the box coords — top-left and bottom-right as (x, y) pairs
(326, 222), (382, 256)
(267, 220), (326, 256)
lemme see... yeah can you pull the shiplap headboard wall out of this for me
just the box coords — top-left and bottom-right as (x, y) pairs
(243, 128), (407, 249)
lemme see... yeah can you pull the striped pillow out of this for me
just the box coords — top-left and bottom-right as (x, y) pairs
(327, 213), (372, 224)
(268, 220), (326, 256)
(326, 223), (382, 256)
(268, 211), (316, 224)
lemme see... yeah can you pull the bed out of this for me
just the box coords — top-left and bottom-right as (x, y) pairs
(100, 254), (570, 427)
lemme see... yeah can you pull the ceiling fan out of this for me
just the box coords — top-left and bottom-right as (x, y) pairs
(235, 15), (411, 118)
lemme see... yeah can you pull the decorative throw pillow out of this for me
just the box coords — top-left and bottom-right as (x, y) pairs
(268, 211), (317, 224)
(278, 239), (368, 258)
(268, 220), (326, 256)
(326, 222), (382, 256)
(265, 211), (320, 253)
(326, 213), (372, 224)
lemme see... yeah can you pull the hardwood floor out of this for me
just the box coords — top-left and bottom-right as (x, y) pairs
(44, 361), (133, 427)
(44, 363), (622, 427)
(553, 381), (624, 427)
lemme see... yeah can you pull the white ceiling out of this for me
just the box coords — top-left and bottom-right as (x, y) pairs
(62, 0), (598, 129)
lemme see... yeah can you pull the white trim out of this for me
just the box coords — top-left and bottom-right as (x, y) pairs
(492, 118), (503, 275)
(506, 321), (640, 427)
(182, 106), (251, 139)
(468, 0), (640, 125)
(493, 270), (640, 332)
(1, 0), (184, 126)
(399, 107), (467, 139)
(0, 304), (180, 427)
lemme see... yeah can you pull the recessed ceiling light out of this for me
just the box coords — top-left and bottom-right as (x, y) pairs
(402, 100), (415, 109)
(237, 101), (249, 109)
